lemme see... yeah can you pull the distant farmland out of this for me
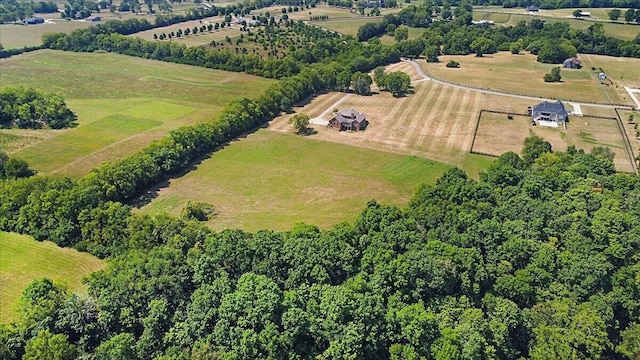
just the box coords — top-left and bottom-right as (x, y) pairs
(0, 49), (275, 178)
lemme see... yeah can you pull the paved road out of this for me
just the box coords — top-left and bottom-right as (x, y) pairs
(402, 58), (633, 110)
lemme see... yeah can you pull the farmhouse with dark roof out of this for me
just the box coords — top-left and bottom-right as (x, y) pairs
(328, 109), (368, 131)
(531, 101), (568, 127)
(24, 17), (44, 25)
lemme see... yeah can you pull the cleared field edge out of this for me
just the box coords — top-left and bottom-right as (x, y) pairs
(614, 108), (639, 173)
(0, 231), (105, 323)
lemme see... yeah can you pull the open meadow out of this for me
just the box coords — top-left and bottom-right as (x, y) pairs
(139, 129), (453, 231)
(419, 53), (639, 105)
(473, 111), (635, 172)
(0, 50), (274, 178)
(0, 231), (105, 323)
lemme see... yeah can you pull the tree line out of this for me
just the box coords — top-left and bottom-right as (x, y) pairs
(357, 4), (640, 59)
(1, 138), (639, 359)
(0, 0), (57, 24)
(0, 86), (77, 129)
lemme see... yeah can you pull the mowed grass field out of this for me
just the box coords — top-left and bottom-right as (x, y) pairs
(140, 129), (453, 231)
(419, 53), (638, 105)
(0, 50), (274, 178)
(0, 232), (105, 323)
(473, 112), (635, 172)
(270, 61), (520, 173)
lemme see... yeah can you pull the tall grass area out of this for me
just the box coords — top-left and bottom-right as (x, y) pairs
(141, 130), (454, 232)
(0, 232), (105, 323)
(0, 50), (275, 178)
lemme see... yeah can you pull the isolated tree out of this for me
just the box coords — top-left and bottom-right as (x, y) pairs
(573, 9), (582, 17)
(351, 72), (372, 95)
(385, 71), (411, 97)
(394, 26), (409, 42)
(543, 67), (562, 82)
(289, 113), (310, 134)
(608, 8), (621, 21)
(373, 66), (387, 90)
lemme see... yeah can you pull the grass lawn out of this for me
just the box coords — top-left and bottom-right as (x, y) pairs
(0, 231), (105, 323)
(419, 52), (632, 105)
(0, 50), (274, 178)
(140, 129), (455, 232)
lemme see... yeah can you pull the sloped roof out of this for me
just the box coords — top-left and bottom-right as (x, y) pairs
(564, 57), (581, 64)
(334, 109), (366, 124)
(532, 101), (566, 115)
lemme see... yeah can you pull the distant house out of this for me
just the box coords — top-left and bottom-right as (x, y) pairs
(23, 17), (44, 25)
(85, 15), (101, 22)
(472, 19), (495, 26)
(328, 109), (368, 131)
(532, 101), (568, 127)
(526, 5), (539, 12)
(563, 57), (582, 69)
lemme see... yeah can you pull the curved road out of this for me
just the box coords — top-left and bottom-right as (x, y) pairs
(402, 58), (633, 110)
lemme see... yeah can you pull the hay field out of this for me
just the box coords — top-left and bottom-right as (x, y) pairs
(419, 53), (630, 105)
(579, 53), (640, 90)
(269, 61), (518, 173)
(0, 50), (274, 178)
(139, 129), (452, 232)
(473, 112), (634, 172)
(0, 231), (105, 323)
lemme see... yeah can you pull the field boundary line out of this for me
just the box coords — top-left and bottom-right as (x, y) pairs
(614, 108), (638, 174)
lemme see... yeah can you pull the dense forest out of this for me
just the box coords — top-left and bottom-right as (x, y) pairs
(1, 139), (639, 359)
(0, 86), (77, 129)
(0, 4), (639, 358)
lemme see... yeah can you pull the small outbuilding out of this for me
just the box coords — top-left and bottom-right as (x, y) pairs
(329, 109), (368, 131)
(563, 57), (582, 69)
(85, 15), (101, 22)
(531, 101), (568, 127)
(526, 5), (540, 12)
(598, 72), (606, 80)
(23, 17), (45, 25)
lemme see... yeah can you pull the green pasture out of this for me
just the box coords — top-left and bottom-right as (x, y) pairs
(140, 129), (457, 232)
(0, 50), (274, 177)
(0, 231), (105, 323)
(380, 26), (427, 44)
(420, 52), (632, 105)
